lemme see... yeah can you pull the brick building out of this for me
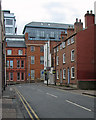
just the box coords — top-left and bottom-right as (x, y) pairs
(23, 22), (73, 82)
(6, 35), (27, 84)
(53, 10), (96, 89)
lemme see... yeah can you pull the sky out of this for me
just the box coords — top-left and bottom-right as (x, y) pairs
(2, 0), (96, 34)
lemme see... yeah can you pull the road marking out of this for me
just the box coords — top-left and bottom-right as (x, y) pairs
(14, 87), (39, 120)
(16, 90), (34, 119)
(46, 93), (58, 98)
(66, 100), (91, 112)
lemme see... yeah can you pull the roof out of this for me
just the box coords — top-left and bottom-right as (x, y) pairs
(7, 40), (26, 48)
(23, 21), (74, 33)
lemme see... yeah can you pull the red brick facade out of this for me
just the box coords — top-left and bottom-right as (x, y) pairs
(6, 45), (27, 84)
(53, 11), (96, 89)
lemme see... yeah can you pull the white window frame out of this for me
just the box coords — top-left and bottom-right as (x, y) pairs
(7, 50), (12, 55)
(71, 37), (74, 44)
(60, 44), (62, 50)
(31, 46), (35, 52)
(63, 53), (65, 64)
(67, 39), (70, 46)
(57, 70), (59, 79)
(57, 47), (58, 52)
(57, 56), (59, 65)
(10, 72), (13, 81)
(18, 50), (23, 55)
(71, 49), (75, 61)
(62, 42), (65, 48)
(17, 72), (20, 81)
(40, 56), (44, 64)
(31, 56), (35, 64)
(63, 69), (66, 79)
(71, 67), (75, 78)
(31, 70), (35, 79)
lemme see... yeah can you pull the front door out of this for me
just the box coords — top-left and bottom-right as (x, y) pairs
(68, 68), (70, 84)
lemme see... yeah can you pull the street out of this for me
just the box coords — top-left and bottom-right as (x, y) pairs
(13, 83), (95, 119)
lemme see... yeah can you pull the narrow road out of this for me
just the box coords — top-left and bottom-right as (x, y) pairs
(14, 83), (95, 119)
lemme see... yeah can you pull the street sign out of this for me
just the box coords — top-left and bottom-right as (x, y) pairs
(42, 71), (44, 74)
(28, 73), (30, 76)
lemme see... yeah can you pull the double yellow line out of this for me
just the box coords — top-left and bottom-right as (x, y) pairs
(14, 87), (39, 120)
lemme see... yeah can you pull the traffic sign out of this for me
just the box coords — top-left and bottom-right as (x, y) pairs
(28, 73), (30, 76)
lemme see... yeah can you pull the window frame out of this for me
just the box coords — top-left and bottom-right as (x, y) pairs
(63, 53), (66, 64)
(71, 49), (75, 62)
(71, 67), (75, 79)
(63, 69), (66, 80)
(31, 56), (35, 64)
(7, 50), (12, 55)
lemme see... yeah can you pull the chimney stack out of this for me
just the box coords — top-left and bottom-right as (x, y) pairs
(85, 10), (95, 28)
(74, 18), (83, 33)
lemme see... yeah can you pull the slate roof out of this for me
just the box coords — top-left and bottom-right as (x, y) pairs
(7, 40), (26, 48)
(26, 22), (73, 28)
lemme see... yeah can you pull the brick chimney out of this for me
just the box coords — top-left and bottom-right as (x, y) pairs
(25, 33), (28, 41)
(85, 10), (95, 28)
(74, 18), (83, 33)
(60, 31), (67, 42)
(67, 26), (74, 38)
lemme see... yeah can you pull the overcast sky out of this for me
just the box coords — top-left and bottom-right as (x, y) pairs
(2, 0), (96, 34)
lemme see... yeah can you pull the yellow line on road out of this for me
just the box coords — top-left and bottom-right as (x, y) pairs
(16, 90), (34, 120)
(15, 87), (39, 120)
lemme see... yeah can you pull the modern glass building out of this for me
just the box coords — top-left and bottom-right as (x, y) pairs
(23, 22), (73, 41)
(3, 10), (17, 35)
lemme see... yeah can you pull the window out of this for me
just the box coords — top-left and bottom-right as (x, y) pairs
(67, 39), (70, 45)
(40, 46), (44, 52)
(57, 47), (58, 52)
(6, 60), (9, 68)
(71, 50), (75, 61)
(17, 60), (20, 68)
(71, 37), (74, 44)
(6, 19), (13, 25)
(21, 60), (24, 68)
(71, 67), (75, 78)
(62, 42), (65, 48)
(10, 60), (13, 68)
(50, 32), (55, 38)
(60, 44), (62, 50)
(5, 27), (13, 34)
(63, 53), (65, 63)
(57, 56), (59, 65)
(18, 50), (23, 55)
(40, 56), (44, 64)
(54, 49), (56, 53)
(7, 50), (12, 55)
(31, 46), (35, 52)
(57, 70), (59, 79)
(21, 73), (24, 80)
(17, 72), (20, 80)
(31, 56), (35, 64)
(31, 70), (35, 79)
(10, 72), (13, 81)
(6, 72), (9, 81)
(63, 69), (66, 79)
(40, 31), (45, 37)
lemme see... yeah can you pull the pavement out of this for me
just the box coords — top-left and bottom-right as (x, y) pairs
(2, 85), (24, 119)
(1, 83), (96, 119)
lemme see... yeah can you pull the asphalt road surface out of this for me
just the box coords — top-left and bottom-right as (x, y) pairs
(13, 83), (96, 119)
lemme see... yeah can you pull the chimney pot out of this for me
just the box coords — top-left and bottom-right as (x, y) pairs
(90, 10), (92, 14)
(79, 19), (81, 22)
(87, 10), (89, 14)
(76, 18), (78, 22)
